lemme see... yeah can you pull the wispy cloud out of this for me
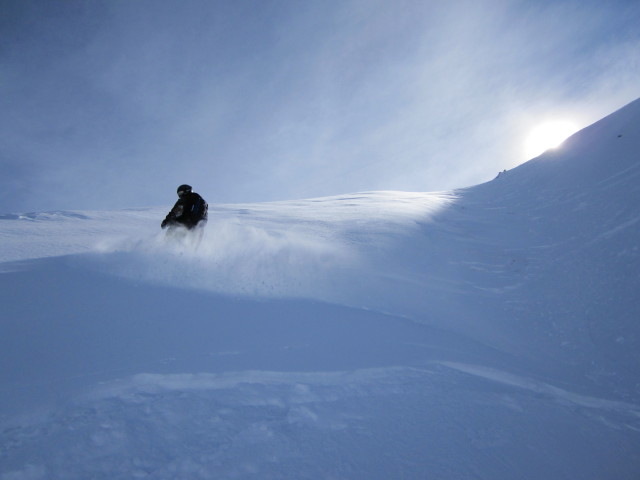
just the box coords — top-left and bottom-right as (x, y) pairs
(1, 0), (639, 212)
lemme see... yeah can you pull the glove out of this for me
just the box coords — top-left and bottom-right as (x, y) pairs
(161, 219), (168, 229)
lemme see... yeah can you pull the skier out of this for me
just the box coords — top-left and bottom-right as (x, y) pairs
(161, 184), (208, 231)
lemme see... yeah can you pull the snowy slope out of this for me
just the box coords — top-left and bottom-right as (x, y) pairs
(1, 99), (640, 479)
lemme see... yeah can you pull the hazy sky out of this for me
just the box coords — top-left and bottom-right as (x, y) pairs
(2, 0), (639, 212)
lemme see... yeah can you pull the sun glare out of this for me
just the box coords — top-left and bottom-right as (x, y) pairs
(524, 120), (579, 160)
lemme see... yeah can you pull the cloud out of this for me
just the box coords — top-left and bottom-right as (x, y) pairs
(1, 0), (639, 213)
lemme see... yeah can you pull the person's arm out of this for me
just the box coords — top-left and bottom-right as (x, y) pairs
(161, 200), (184, 228)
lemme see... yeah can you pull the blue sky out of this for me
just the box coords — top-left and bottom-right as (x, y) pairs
(1, 0), (639, 213)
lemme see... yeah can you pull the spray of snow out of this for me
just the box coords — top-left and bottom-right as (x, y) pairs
(89, 191), (456, 300)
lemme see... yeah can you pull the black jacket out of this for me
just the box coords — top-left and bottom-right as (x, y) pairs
(162, 192), (208, 229)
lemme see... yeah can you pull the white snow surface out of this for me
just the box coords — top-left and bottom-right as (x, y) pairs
(1, 99), (640, 479)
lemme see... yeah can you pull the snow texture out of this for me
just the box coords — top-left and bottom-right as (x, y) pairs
(1, 98), (640, 479)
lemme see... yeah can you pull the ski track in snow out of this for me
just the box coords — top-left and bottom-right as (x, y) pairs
(438, 361), (640, 415)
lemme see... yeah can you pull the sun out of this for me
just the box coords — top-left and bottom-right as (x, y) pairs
(524, 120), (579, 159)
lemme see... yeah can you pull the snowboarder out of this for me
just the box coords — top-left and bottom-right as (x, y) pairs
(161, 184), (208, 230)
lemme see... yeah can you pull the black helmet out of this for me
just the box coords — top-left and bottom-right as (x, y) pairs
(177, 184), (192, 197)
